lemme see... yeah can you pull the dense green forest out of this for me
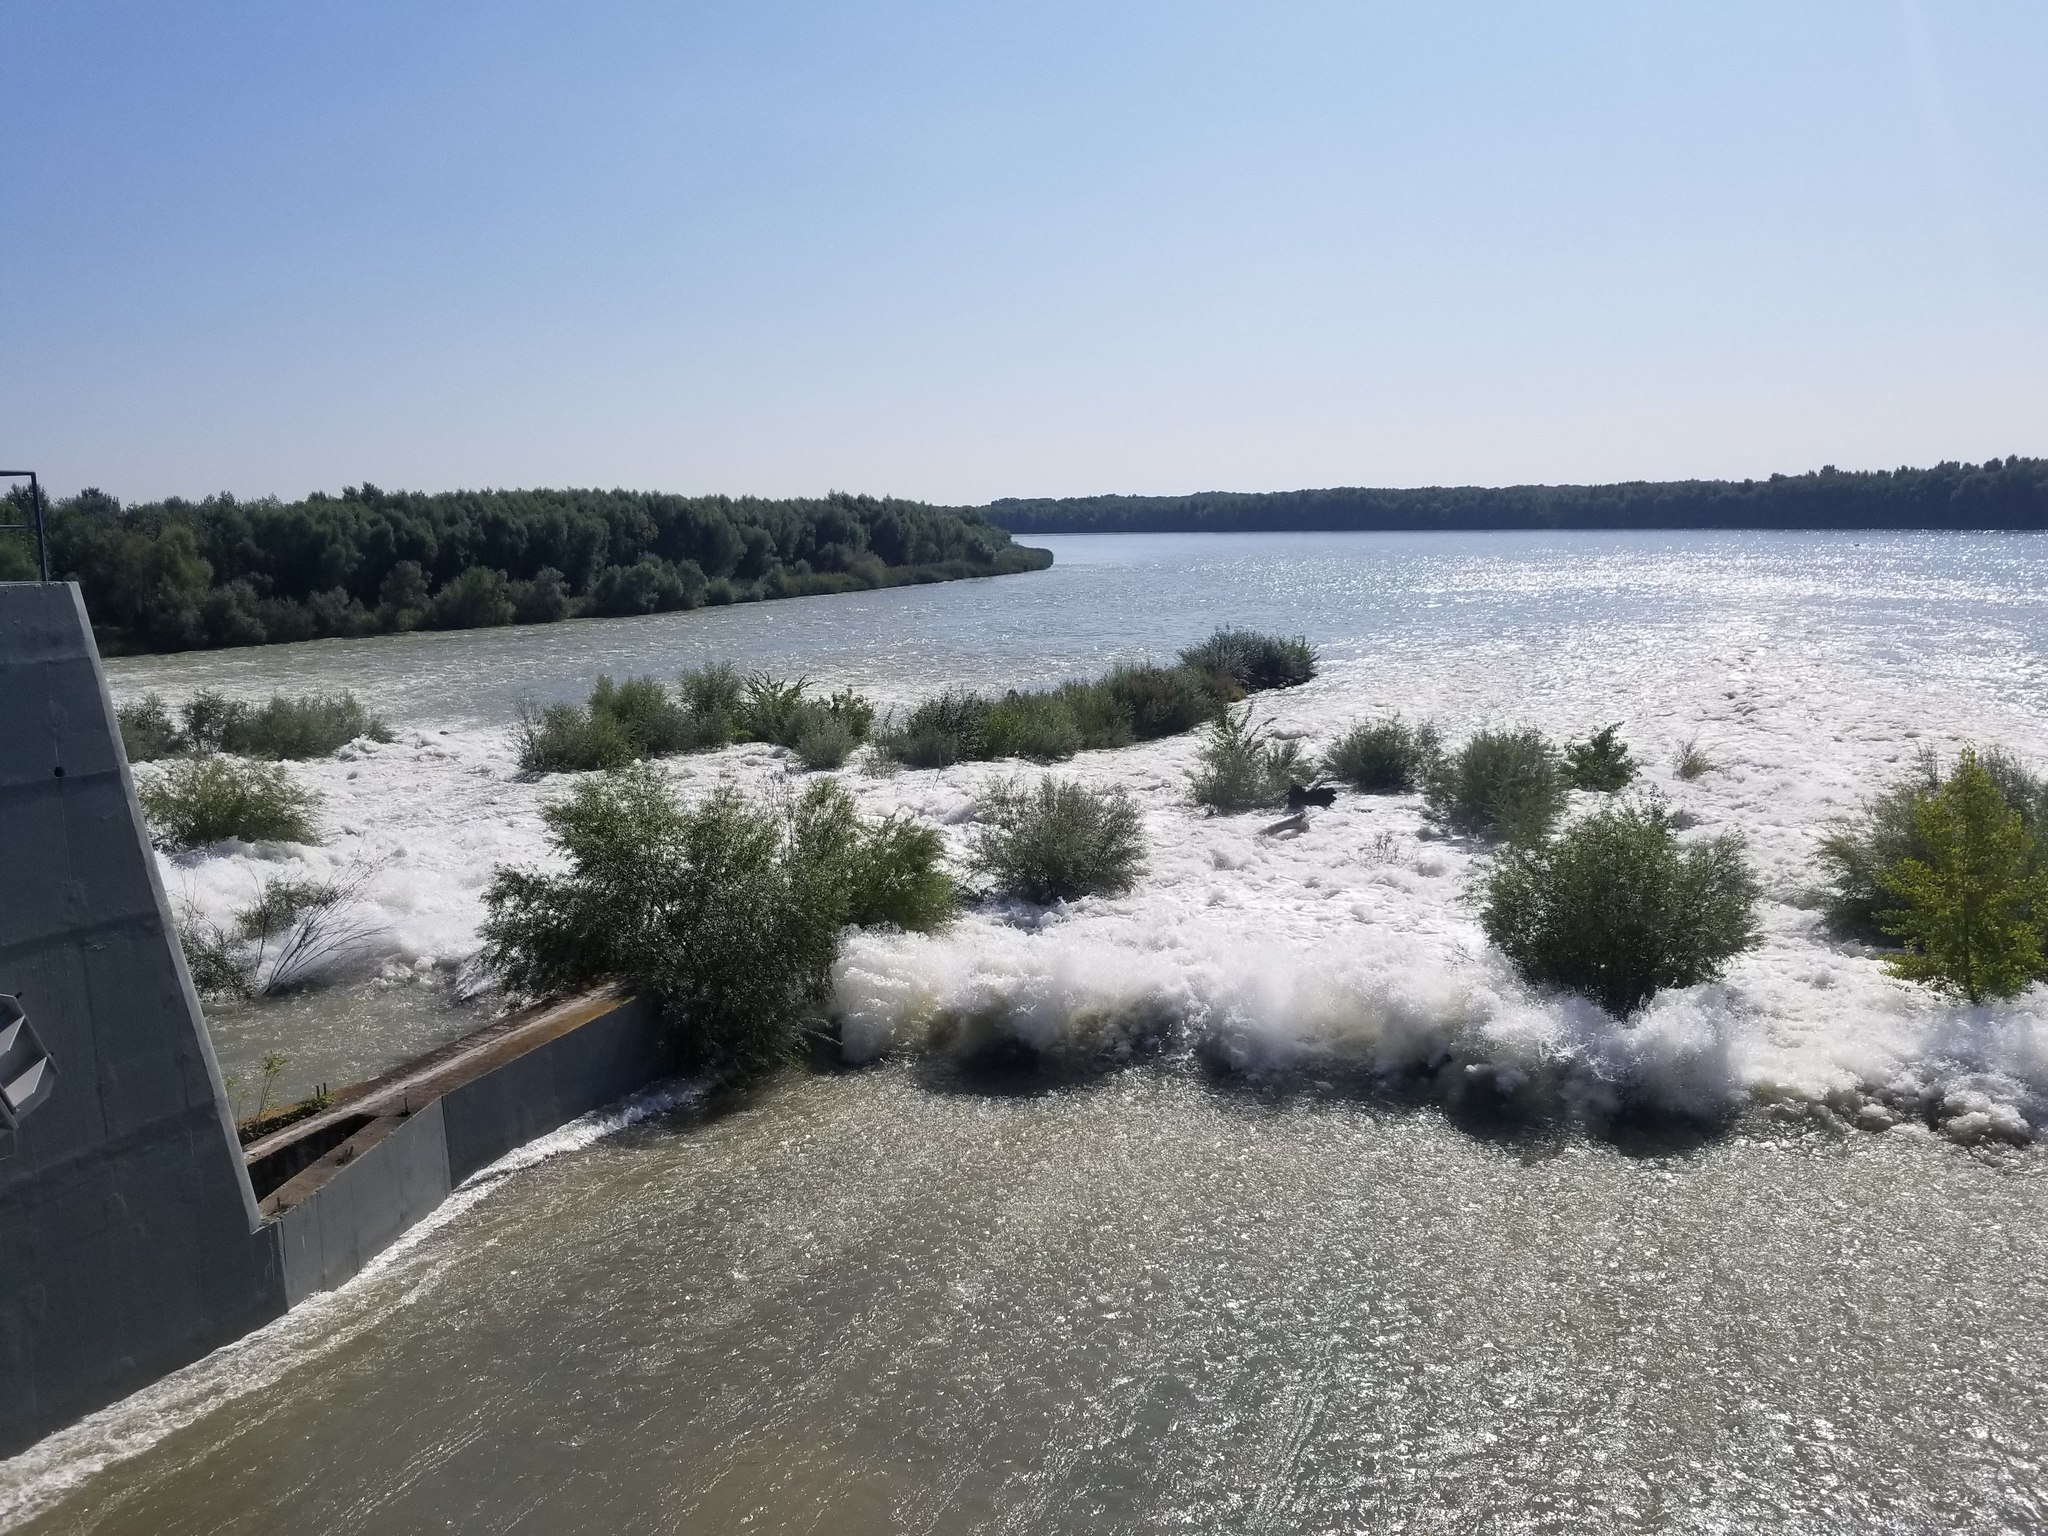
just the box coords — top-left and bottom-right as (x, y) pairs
(982, 458), (2048, 535)
(0, 485), (1051, 653)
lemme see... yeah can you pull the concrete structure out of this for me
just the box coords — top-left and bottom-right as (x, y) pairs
(0, 584), (669, 1459)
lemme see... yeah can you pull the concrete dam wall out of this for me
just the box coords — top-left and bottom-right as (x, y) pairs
(0, 582), (669, 1459)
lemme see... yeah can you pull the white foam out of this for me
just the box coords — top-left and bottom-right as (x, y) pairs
(115, 602), (2048, 1143)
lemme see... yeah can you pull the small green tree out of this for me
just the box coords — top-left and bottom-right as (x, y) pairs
(1879, 749), (2048, 1004)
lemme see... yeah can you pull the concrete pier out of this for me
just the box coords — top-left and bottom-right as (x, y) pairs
(0, 583), (670, 1459)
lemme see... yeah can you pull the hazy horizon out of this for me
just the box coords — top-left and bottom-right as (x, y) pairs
(6, 2), (2045, 505)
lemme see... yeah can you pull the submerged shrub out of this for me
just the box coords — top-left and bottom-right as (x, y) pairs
(1563, 724), (1638, 793)
(1324, 715), (1439, 793)
(967, 777), (1146, 903)
(1192, 705), (1308, 813)
(172, 689), (391, 759)
(1482, 800), (1762, 1017)
(1672, 736), (1715, 781)
(983, 691), (1084, 762)
(1818, 744), (2048, 944)
(1878, 749), (2048, 1004)
(480, 768), (949, 1075)
(880, 691), (994, 768)
(139, 757), (321, 849)
(1102, 664), (1219, 739)
(1424, 727), (1567, 843)
(1179, 627), (1317, 692)
(118, 693), (183, 762)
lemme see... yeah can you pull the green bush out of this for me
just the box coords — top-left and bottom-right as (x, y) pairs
(675, 662), (744, 748)
(590, 675), (695, 756)
(1179, 627), (1318, 691)
(118, 694), (183, 762)
(983, 691), (1084, 762)
(1054, 679), (1137, 750)
(967, 777), (1146, 903)
(1324, 715), (1439, 793)
(1190, 705), (1307, 813)
(1877, 748), (2048, 1003)
(1481, 800), (1762, 1017)
(880, 691), (994, 767)
(1564, 724), (1638, 792)
(737, 673), (812, 745)
(1818, 745), (2048, 944)
(139, 757), (321, 849)
(793, 708), (859, 770)
(479, 767), (949, 1075)
(1424, 727), (1568, 843)
(1101, 664), (1221, 739)
(428, 566), (516, 629)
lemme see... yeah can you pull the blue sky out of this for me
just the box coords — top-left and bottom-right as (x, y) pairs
(4, 2), (2044, 503)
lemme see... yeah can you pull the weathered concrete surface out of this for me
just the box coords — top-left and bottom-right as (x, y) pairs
(0, 584), (675, 1459)
(0, 583), (282, 1458)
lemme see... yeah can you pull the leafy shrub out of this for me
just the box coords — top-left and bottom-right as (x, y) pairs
(1877, 749), (2048, 1003)
(1101, 664), (1220, 739)
(738, 673), (813, 745)
(793, 709), (859, 770)
(590, 675), (695, 756)
(177, 864), (379, 999)
(675, 662), (744, 748)
(479, 767), (948, 1075)
(139, 757), (321, 849)
(1482, 800), (1761, 1017)
(1818, 745), (2048, 944)
(1424, 727), (1567, 843)
(1324, 715), (1439, 793)
(1564, 724), (1638, 793)
(983, 691), (1084, 762)
(1191, 705), (1308, 813)
(880, 691), (994, 767)
(1179, 627), (1318, 691)
(220, 693), (393, 759)
(514, 700), (633, 773)
(967, 777), (1146, 903)
(1054, 680), (1137, 750)
(118, 694), (183, 762)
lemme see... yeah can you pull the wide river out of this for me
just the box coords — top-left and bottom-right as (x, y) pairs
(7, 531), (2047, 1532)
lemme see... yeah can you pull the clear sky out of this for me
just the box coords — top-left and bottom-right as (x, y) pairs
(4, 2), (2044, 505)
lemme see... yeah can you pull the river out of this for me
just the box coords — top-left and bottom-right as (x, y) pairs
(5, 530), (2044, 1531)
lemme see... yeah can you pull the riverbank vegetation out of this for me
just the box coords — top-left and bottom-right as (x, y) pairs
(982, 457), (2048, 535)
(5, 483), (1051, 654)
(967, 778), (1146, 902)
(119, 689), (390, 762)
(138, 757), (321, 849)
(515, 670), (877, 773)
(480, 766), (952, 1074)
(876, 629), (1314, 769)
(1563, 724), (1638, 792)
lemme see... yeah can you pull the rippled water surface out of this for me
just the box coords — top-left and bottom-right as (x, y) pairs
(13, 1067), (2046, 1535)
(18, 531), (2044, 1532)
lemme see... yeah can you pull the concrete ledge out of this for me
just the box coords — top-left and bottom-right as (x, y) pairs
(245, 991), (669, 1308)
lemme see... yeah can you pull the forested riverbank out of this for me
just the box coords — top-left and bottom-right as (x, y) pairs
(0, 484), (1050, 654)
(983, 456), (2048, 534)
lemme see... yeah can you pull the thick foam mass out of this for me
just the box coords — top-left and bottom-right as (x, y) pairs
(116, 534), (2048, 1146)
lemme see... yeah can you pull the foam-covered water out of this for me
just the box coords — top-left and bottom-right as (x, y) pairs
(111, 531), (2048, 1139)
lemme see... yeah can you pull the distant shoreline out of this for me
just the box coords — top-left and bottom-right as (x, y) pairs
(977, 456), (2048, 535)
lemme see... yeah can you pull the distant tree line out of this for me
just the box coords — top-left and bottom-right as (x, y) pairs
(0, 484), (1051, 653)
(981, 457), (2048, 535)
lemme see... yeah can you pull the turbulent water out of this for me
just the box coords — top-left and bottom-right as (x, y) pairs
(11, 530), (2045, 1530)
